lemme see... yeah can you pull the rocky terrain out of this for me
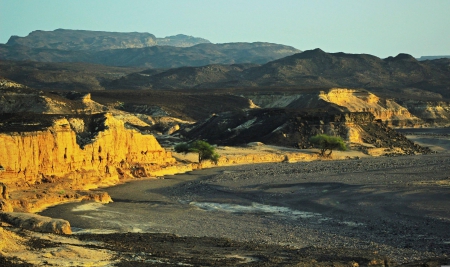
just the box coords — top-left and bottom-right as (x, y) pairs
(87, 87), (450, 127)
(1, 28), (450, 266)
(180, 107), (431, 155)
(0, 78), (436, 216)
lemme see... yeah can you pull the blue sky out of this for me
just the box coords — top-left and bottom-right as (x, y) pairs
(1, 0), (449, 58)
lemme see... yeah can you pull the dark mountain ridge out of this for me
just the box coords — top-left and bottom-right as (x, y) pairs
(109, 49), (450, 99)
(0, 42), (300, 68)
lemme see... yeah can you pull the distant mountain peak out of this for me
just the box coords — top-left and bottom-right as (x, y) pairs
(417, 55), (450, 61)
(5, 29), (210, 50)
(394, 53), (416, 61)
(293, 48), (330, 59)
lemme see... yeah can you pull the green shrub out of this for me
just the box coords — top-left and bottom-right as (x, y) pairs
(309, 134), (347, 157)
(174, 140), (220, 165)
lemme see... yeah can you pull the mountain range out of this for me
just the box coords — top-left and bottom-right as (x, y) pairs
(6, 29), (211, 50)
(0, 29), (301, 68)
(1, 29), (449, 102)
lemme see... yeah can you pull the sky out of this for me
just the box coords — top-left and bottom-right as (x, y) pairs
(1, 0), (449, 58)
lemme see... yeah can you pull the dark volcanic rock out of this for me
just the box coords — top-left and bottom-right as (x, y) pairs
(181, 108), (431, 154)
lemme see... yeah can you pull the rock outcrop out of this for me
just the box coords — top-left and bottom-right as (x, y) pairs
(318, 89), (420, 127)
(244, 88), (422, 127)
(0, 80), (107, 114)
(399, 100), (450, 126)
(0, 212), (71, 234)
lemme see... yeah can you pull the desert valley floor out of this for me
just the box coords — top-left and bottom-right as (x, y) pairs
(0, 131), (449, 266)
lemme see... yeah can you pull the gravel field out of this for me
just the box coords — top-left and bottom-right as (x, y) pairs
(39, 153), (450, 266)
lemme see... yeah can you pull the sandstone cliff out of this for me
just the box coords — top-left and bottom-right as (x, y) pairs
(318, 89), (421, 127)
(244, 88), (422, 127)
(0, 113), (176, 186)
(0, 113), (183, 212)
(399, 100), (450, 127)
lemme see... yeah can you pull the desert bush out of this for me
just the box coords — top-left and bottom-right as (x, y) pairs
(309, 134), (347, 157)
(174, 140), (220, 165)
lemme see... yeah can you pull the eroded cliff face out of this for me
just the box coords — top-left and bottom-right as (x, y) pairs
(245, 88), (422, 127)
(399, 100), (450, 126)
(318, 89), (420, 127)
(0, 113), (176, 189)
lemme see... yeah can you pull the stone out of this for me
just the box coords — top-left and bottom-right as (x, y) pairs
(0, 200), (13, 212)
(0, 182), (9, 199)
(0, 212), (72, 234)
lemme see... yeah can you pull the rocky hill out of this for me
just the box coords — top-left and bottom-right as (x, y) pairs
(0, 42), (299, 68)
(179, 108), (430, 156)
(109, 49), (450, 99)
(6, 29), (210, 51)
(108, 63), (259, 89)
(244, 88), (422, 127)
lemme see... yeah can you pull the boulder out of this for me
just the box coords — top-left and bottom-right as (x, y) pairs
(0, 212), (72, 234)
(0, 182), (8, 199)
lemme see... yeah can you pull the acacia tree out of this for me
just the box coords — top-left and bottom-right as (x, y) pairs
(309, 134), (347, 157)
(174, 140), (220, 165)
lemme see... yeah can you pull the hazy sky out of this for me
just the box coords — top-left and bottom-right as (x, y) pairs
(1, 0), (449, 58)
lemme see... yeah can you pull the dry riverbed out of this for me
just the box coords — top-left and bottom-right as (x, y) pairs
(2, 137), (450, 266)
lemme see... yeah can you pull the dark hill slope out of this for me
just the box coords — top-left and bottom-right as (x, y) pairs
(110, 49), (450, 99)
(0, 60), (144, 91)
(109, 64), (258, 89)
(0, 42), (300, 68)
(89, 90), (254, 121)
(180, 108), (430, 155)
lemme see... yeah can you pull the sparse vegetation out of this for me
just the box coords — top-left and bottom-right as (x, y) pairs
(174, 140), (220, 165)
(309, 134), (347, 157)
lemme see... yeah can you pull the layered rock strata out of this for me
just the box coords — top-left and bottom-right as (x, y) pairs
(0, 113), (180, 211)
(318, 89), (420, 127)
(399, 100), (450, 126)
(0, 113), (175, 185)
(245, 88), (422, 127)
